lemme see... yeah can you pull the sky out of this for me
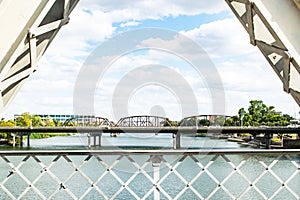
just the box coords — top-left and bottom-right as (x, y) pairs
(1, 0), (299, 121)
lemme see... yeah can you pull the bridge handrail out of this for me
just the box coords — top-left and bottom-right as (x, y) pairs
(0, 149), (299, 199)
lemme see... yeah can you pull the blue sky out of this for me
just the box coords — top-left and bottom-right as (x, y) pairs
(2, 0), (299, 121)
(113, 11), (232, 32)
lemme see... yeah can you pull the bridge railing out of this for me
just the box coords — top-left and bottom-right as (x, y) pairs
(0, 149), (299, 200)
(116, 115), (171, 127)
(63, 116), (113, 127)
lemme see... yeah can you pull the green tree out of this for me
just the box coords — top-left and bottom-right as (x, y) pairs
(166, 120), (178, 126)
(224, 116), (240, 126)
(31, 115), (43, 127)
(179, 118), (197, 126)
(239, 100), (292, 126)
(15, 113), (43, 127)
(0, 119), (16, 142)
(214, 116), (226, 126)
(0, 119), (15, 127)
(15, 113), (31, 126)
(43, 116), (56, 127)
(198, 119), (210, 126)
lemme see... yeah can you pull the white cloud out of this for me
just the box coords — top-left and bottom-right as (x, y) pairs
(80, 0), (227, 19)
(181, 18), (257, 58)
(90, 47), (222, 121)
(46, 8), (116, 59)
(176, 16), (299, 116)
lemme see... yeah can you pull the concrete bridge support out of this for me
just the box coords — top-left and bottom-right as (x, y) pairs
(87, 133), (102, 148)
(265, 133), (273, 149)
(11, 132), (31, 147)
(11, 134), (16, 147)
(172, 133), (181, 149)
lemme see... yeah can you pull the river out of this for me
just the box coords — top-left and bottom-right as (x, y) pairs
(22, 133), (247, 150)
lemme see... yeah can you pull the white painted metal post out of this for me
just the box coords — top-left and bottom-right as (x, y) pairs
(153, 165), (160, 200)
(151, 155), (162, 200)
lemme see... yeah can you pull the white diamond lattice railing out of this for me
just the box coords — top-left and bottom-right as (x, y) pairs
(0, 150), (299, 199)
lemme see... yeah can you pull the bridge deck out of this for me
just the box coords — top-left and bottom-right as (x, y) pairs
(1, 126), (300, 134)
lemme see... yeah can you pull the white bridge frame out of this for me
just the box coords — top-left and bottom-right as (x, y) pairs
(0, 0), (79, 110)
(225, 0), (300, 105)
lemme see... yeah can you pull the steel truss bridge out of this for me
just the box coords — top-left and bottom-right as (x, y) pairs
(63, 116), (114, 127)
(116, 116), (171, 127)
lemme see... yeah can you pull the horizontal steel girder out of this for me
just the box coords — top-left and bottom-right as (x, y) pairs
(225, 0), (300, 106)
(2, 126), (300, 134)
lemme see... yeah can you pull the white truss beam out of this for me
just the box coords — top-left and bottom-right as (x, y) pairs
(225, 0), (300, 106)
(0, 0), (79, 112)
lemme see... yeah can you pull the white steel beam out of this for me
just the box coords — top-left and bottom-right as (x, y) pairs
(0, 0), (79, 111)
(225, 0), (300, 106)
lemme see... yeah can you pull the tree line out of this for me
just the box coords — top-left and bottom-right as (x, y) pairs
(169, 100), (293, 127)
(0, 113), (68, 142)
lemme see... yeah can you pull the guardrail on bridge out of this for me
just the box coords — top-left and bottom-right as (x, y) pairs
(0, 149), (299, 199)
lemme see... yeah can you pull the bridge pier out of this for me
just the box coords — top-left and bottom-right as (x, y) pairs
(99, 134), (102, 146)
(88, 133), (91, 148)
(12, 132), (31, 147)
(27, 133), (30, 147)
(20, 134), (23, 147)
(87, 133), (102, 148)
(93, 135), (97, 147)
(11, 134), (16, 147)
(265, 133), (273, 149)
(173, 133), (181, 149)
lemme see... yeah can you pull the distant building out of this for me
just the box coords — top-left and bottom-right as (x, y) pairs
(14, 114), (95, 124)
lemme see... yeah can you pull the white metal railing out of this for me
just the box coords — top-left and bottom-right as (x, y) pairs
(0, 150), (299, 200)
